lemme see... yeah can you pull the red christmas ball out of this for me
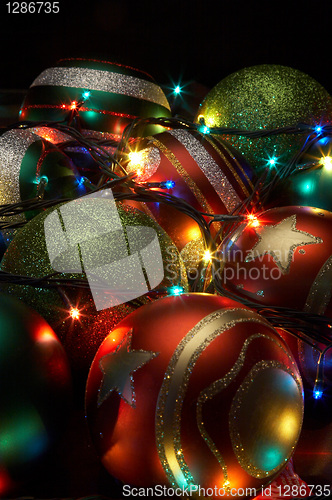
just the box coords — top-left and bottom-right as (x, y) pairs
(219, 206), (332, 391)
(86, 293), (303, 495)
(221, 206), (332, 317)
(121, 130), (259, 250)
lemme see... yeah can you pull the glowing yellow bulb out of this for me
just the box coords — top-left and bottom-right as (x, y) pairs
(128, 150), (144, 166)
(70, 101), (77, 110)
(70, 308), (80, 320)
(321, 155), (332, 170)
(203, 249), (212, 262)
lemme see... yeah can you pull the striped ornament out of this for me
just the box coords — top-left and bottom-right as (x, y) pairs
(0, 128), (85, 243)
(124, 129), (259, 249)
(19, 58), (171, 137)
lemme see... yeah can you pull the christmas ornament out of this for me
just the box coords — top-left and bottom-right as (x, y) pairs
(0, 128), (86, 230)
(195, 65), (332, 173)
(0, 294), (71, 470)
(19, 58), (172, 137)
(180, 237), (206, 280)
(267, 135), (332, 211)
(122, 129), (259, 249)
(219, 206), (332, 391)
(220, 206), (332, 317)
(0, 197), (188, 372)
(86, 293), (303, 494)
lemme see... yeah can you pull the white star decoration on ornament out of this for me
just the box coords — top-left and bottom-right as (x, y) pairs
(98, 330), (158, 408)
(248, 215), (323, 273)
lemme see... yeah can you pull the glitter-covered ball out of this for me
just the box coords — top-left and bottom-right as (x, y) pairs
(86, 293), (303, 494)
(0, 198), (188, 373)
(120, 129), (259, 250)
(195, 65), (332, 173)
(19, 58), (171, 137)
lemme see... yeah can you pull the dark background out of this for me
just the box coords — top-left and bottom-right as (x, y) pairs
(1, 1), (332, 497)
(2, 0), (332, 99)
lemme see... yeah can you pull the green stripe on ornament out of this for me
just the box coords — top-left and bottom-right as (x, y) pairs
(21, 85), (171, 115)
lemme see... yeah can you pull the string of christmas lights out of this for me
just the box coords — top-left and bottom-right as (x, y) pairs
(1, 117), (332, 396)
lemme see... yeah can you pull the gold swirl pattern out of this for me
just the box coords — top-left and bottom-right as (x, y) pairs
(155, 308), (275, 489)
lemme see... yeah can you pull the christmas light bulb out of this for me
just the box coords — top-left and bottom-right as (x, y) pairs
(199, 125), (210, 134)
(267, 156), (278, 168)
(321, 155), (332, 170)
(168, 285), (184, 296)
(203, 250), (212, 262)
(70, 308), (80, 320)
(247, 214), (260, 227)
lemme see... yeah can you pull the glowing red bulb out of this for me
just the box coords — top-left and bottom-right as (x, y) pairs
(247, 214), (260, 227)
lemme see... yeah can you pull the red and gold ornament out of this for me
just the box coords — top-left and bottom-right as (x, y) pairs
(219, 206), (332, 389)
(220, 206), (332, 317)
(86, 293), (303, 495)
(122, 129), (259, 250)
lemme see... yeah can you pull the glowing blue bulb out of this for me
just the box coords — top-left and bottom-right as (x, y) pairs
(82, 91), (91, 99)
(313, 389), (323, 399)
(165, 180), (175, 189)
(315, 125), (322, 134)
(199, 125), (210, 134)
(169, 286), (184, 296)
(78, 176), (85, 186)
(268, 157), (277, 167)
(174, 85), (181, 94)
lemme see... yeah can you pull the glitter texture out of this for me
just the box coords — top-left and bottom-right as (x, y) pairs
(180, 238), (205, 272)
(196, 65), (332, 171)
(150, 136), (214, 214)
(155, 307), (276, 488)
(0, 129), (38, 228)
(196, 333), (273, 485)
(169, 129), (241, 212)
(31, 67), (171, 110)
(229, 362), (303, 478)
(0, 200), (188, 371)
(125, 144), (161, 181)
(249, 215), (323, 274)
(304, 255), (332, 315)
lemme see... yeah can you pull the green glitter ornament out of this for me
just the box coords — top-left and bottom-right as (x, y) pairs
(0, 199), (188, 373)
(195, 65), (332, 174)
